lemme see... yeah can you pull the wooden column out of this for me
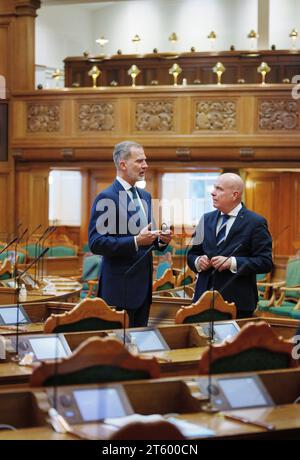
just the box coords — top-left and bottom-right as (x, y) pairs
(0, 0), (40, 93)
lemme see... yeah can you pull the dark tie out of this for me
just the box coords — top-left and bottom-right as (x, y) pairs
(129, 186), (148, 228)
(216, 214), (230, 246)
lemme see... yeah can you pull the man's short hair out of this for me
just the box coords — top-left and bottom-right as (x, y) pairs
(113, 141), (142, 168)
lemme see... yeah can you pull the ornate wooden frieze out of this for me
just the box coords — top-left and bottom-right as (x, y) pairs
(195, 100), (237, 130)
(258, 99), (299, 130)
(79, 102), (115, 131)
(27, 104), (60, 132)
(136, 100), (174, 131)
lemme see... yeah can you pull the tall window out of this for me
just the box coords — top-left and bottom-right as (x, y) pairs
(49, 170), (82, 226)
(161, 172), (220, 227)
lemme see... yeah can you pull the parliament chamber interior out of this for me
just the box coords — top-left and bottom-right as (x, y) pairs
(0, 0), (300, 443)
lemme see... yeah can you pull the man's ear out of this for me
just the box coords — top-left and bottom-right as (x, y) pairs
(119, 160), (126, 171)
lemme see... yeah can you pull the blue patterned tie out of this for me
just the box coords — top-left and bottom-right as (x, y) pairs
(130, 186), (148, 228)
(216, 214), (230, 246)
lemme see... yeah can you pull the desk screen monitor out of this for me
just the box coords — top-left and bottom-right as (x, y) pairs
(198, 375), (274, 410)
(127, 328), (170, 353)
(0, 305), (31, 325)
(13, 334), (72, 362)
(73, 386), (133, 422)
(217, 376), (273, 409)
(200, 321), (240, 343)
(47, 384), (134, 424)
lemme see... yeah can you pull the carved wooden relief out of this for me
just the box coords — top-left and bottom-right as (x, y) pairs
(79, 103), (115, 131)
(27, 104), (60, 132)
(195, 100), (237, 130)
(136, 101), (174, 131)
(259, 100), (299, 130)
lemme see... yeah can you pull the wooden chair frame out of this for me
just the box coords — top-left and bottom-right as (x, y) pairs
(198, 321), (298, 374)
(30, 337), (160, 386)
(44, 297), (129, 333)
(175, 265), (196, 287)
(153, 268), (176, 291)
(175, 290), (237, 324)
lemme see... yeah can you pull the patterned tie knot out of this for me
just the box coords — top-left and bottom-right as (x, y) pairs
(130, 186), (138, 200)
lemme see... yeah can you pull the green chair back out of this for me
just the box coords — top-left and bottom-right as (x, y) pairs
(0, 250), (26, 264)
(43, 365), (150, 386)
(285, 259), (300, 300)
(183, 309), (232, 324)
(48, 245), (76, 257)
(211, 348), (290, 374)
(52, 317), (122, 333)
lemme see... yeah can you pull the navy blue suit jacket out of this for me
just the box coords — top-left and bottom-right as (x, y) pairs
(88, 179), (161, 310)
(187, 205), (273, 312)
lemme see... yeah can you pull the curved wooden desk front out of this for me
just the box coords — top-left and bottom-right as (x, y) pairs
(0, 315), (299, 385)
(1, 368), (300, 440)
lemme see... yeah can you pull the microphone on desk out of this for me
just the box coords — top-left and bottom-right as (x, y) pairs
(0, 236), (18, 255)
(25, 224), (42, 256)
(201, 242), (246, 413)
(40, 226), (57, 281)
(13, 247), (50, 360)
(122, 223), (169, 343)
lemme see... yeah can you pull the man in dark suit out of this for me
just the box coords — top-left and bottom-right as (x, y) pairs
(187, 173), (273, 318)
(88, 141), (172, 327)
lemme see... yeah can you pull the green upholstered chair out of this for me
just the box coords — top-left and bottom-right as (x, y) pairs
(0, 249), (27, 264)
(257, 258), (300, 317)
(30, 337), (160, 386)
(81, 242), (90, 253)
(47, 245), (77, 257)
(198, 321), (298, 374)
(153, 267), (176, 292)
(256, 273), (271, 300)
(176, 265), (196, 287)
(79, 254), (102, 298)
(175, 290), (237, 324)
(156, 261), (172, 280)
(44, 297), (129, 333)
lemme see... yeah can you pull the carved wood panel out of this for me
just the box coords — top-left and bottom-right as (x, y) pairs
(258, 99), (299, 131)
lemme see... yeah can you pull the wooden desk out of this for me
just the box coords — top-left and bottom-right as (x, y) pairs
(0, 316), (298, 384)
(0, 368), (300, 440)
(0, 277), (81, 306)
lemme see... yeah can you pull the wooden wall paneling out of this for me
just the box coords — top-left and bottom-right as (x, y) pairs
(16, 168), (30, 231)
(0, 166), (10, 240)
(80, 168), (89, 248)
(277, 173), (293, 256)
(245, 172), (280, 249)
(0, 21), (9, 89)
(29, 169), (49, 231)
(291, 173), (300, 254)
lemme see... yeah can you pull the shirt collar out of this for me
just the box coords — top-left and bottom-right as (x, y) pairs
(116, 176), (134, 192)
(222, 202), (242, 217)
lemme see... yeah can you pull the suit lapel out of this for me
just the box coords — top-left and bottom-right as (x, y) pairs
(208, 210), (220, 247)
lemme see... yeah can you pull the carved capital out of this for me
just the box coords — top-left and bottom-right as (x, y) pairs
(15, 0), (41, 17)
(259, 99), (299, 130)
(136, 100), (174, 131)
(195, 100), (237, 131)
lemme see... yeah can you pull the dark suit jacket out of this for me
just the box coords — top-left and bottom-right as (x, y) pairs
(187, 205), (273, 312)
(88, 179), (161, 310)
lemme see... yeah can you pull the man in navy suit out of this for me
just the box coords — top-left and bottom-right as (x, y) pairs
(187, 173), (273, 318)
(88, 141), (172, 327)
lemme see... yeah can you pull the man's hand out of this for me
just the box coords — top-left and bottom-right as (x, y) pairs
(196, 255), (212, 271)
(159, 229), (173, 245)
(211, 256), (232, 271)
(136, 223), (160, 246)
